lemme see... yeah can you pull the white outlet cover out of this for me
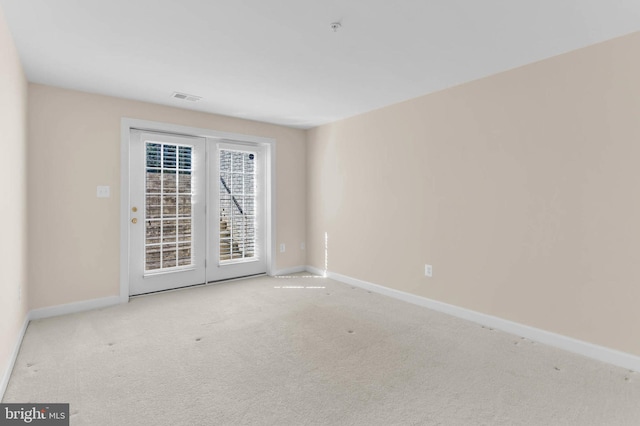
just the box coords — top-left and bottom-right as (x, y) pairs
(425, 264), (433, 277)
(279, 243), (286, 253)
(97, 185), (110, 198)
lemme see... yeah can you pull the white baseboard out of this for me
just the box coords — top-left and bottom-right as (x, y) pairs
(305, 266), (326, 277)
(325, 270), (640, 372)
(29, 296), (122, 321)
(272, 266), (308, 276)
(1, 315), (29, 401)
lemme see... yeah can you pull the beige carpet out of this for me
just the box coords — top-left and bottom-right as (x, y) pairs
(3, 275), (639, 425)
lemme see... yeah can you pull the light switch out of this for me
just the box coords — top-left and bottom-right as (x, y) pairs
(97, 186), (110, 198)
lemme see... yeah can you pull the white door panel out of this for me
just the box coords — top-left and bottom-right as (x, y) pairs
(129, 130), (206, 295)
(207, 142), (267, 282)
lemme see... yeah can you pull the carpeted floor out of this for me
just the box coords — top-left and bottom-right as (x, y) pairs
(3, 275), (640, 425)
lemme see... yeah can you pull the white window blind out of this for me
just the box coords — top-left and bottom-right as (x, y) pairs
(145, 143), (193, 271)
(219, 149), (257, 262)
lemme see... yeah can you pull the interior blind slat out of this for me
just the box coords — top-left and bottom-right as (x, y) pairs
(219, 149), (257, 263)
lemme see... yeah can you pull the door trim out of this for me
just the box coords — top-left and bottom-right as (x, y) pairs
(120, 118), (276, 301)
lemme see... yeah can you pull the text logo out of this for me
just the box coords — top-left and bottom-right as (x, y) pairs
(0, 404), (69, 425)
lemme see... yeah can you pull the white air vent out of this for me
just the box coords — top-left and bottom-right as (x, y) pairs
(171, 92), (202, 102)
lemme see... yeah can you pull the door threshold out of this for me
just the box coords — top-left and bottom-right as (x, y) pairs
(206, 272), (267, 285)
(131, 273), (267, 298)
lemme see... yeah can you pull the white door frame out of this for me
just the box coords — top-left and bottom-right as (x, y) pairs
(120, 118), (276, 301)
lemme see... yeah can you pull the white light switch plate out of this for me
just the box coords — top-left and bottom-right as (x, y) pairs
(97, 186), (110, 198)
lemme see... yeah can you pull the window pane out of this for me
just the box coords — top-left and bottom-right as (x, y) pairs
(162, 246), (177, 268)
(145, 245), (161, 271)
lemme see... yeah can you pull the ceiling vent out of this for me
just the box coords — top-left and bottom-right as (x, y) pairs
(171, 92), (202, 102)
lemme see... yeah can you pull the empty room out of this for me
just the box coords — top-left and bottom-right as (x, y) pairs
(1, 1), (640, 425)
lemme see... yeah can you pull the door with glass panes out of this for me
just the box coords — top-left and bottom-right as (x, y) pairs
(129, 131), (266, 295)
(208, 142), (266, 282)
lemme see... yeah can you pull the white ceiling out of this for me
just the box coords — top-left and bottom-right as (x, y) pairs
(2, 1), (639, 129)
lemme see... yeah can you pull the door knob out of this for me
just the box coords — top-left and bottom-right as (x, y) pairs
(131, 218), (138, 224)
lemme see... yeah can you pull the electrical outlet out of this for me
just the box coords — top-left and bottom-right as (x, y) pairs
(300, 242), (305, 250)
(279, 243), (286, 253)
(97, 185), (110, 198)
(425, 264), (433, 277)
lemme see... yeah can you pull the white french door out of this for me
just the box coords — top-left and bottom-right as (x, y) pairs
(129, 130), (267, 295)
(208, 142), (267, 282)
(129, 131), (206, 295)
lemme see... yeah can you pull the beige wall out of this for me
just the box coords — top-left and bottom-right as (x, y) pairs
(307, 31), (640, 356)
(28, 84), (306, 309)
(0, 6), (28, 391)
